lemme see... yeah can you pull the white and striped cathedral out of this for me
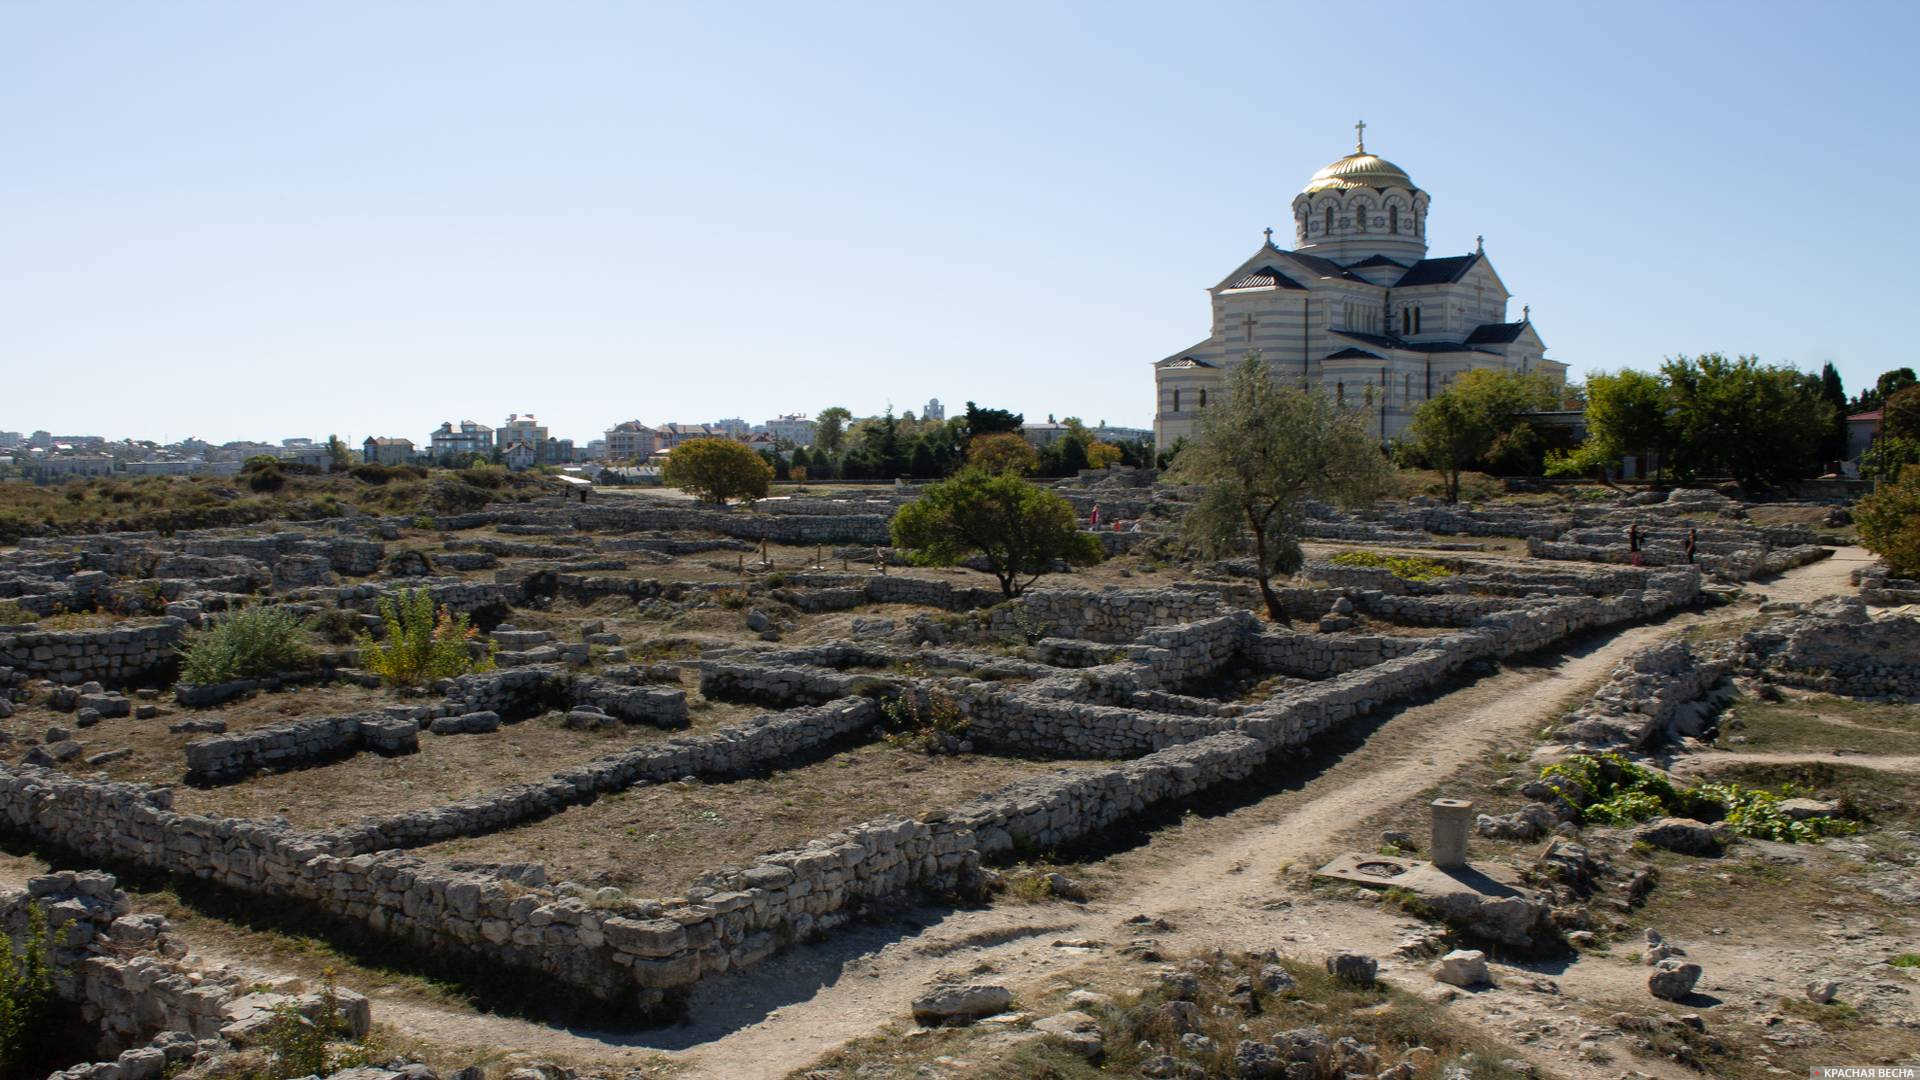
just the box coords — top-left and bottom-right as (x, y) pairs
(1152, 124), (1566, 451)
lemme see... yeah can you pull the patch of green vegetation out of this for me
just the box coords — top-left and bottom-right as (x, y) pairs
(1329, 549), (1455, 582)
(178, 605), (314, 685)
(1889, 953), (1920, 968)
(1539, 752), (1859, 842)
(0, 600), (34, 625)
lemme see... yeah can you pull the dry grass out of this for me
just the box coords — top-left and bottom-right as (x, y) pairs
(416, 744), (1107, 897)
(1717, 692), (1920, 755)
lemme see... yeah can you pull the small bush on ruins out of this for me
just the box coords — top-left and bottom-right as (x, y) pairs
(1538, 752), (1858, 842)
(252, 970), (378, 1079)
(1855, 464), (1920, 576)
(1328, 549), (1454, 582)
(878, 686), (969, 753)
(178, 605), (314, 685)
(0, 600), (31, 625)
(1167, 354), (1392, 622)
(0, 905), (56, 1071)
(357, 588), (493, 686)
(662, 437), (774, 504)
(890, 469), (1103, 599)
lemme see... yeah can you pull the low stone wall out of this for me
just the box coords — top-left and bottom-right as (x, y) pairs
(1553, 640), (1733, 750)
(183, 712), (420, 784)
(446, 665), (689, 726)
(1735, 598), (1920, 698)
(0, 618), (186, 685)
(988, 588), (1228, 644)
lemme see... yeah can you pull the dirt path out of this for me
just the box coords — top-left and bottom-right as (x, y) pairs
(174, 551), (1870, 1075)
(1670, 750), (1920, 773)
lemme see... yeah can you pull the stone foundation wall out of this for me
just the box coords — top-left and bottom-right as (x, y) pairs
(0, 619), (186, 685)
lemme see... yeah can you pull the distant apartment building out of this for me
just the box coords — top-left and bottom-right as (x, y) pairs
(361, 437), (416, 466)
(429, 420), (495, 461)
(276, 443), (331, 468)
(498, 413), (548, 447)
(763, 414), (817, 447)
(604, 421), (660, 461)
(0, 432), (22, 449)
(923, 398), (945, 422)
(28, 452), (115, 480)
(709, 417), (751, 438)
(660, 423), (724, 449)
(123, 459), (203, 476)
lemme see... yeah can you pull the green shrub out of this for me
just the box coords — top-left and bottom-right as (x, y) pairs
(0, 905), (55, 1071)
(357, 588), (492, 686)
(0, 600), (32, 625)
(1538, 752), (1857, 841)
(252, 970), (377, 1078)
(177, 606), (313, 685)
(1328, 550), (1454, 582)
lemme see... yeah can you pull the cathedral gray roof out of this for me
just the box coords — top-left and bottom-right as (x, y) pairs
(1224, 265), (1307, 290)
(1346, 254), (1408, 269)
(1465, 321), (1531, 345)
(1282, 251), (1372, 283)
(1325, 347), (1385, 360)
(1330, 329), (1502, 355)
(1394, 253), (1481, 287)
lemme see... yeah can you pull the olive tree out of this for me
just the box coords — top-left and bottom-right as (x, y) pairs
(1167, 354), (1392, 621)
(890, 469), (1102, 598)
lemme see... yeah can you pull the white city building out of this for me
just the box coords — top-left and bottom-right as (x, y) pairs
(764, 414), (817, 447)
(1153, 124), (1566, 450)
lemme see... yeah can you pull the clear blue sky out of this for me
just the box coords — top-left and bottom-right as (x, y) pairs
(6, 1), (1916, 445)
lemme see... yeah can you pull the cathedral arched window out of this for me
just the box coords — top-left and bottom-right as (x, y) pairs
(1404, 373), (1411, 400)
(1336, 381), (1345, 406)
(1324, 206), (1334, 234)
(1352, 202), (1365, 232)
(1198, 389), (1208, 408)
(1389, 205), (1399, 234)
(1172, 389), (1181, 413)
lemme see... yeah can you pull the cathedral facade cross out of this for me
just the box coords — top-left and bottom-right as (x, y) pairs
(1354, 119), (1366, 152)
(1242, 313), (1259, 343)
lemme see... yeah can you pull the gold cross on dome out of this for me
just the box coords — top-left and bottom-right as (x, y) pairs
(1354, 120), (1366, 152)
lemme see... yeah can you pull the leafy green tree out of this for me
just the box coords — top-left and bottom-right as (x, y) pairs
(814, 407), (853, 454)
(1884, 385), (1920, 441)
(962, 401), (1024, 438)
(1819, 362), (1849, 464)
(1856, 464), (1920, 575)
(890, 469), (1102, 598)
(1404, 369), (1556, 501)
(1853, 367), (1919, 413)
(1549, 368), (1674, 481)
(325, 434), (353, 473)
(662, 438), (773, 504)
(1661, 353), (1834, 488)
(1168, 354), (1392, 621)
(967, 432), (1040, 475)
(1860, 436), (1920, 486)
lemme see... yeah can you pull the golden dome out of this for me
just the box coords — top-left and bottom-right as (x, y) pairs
(1303, 123), (1418, 193)
(1302, 150), (1417, 193)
